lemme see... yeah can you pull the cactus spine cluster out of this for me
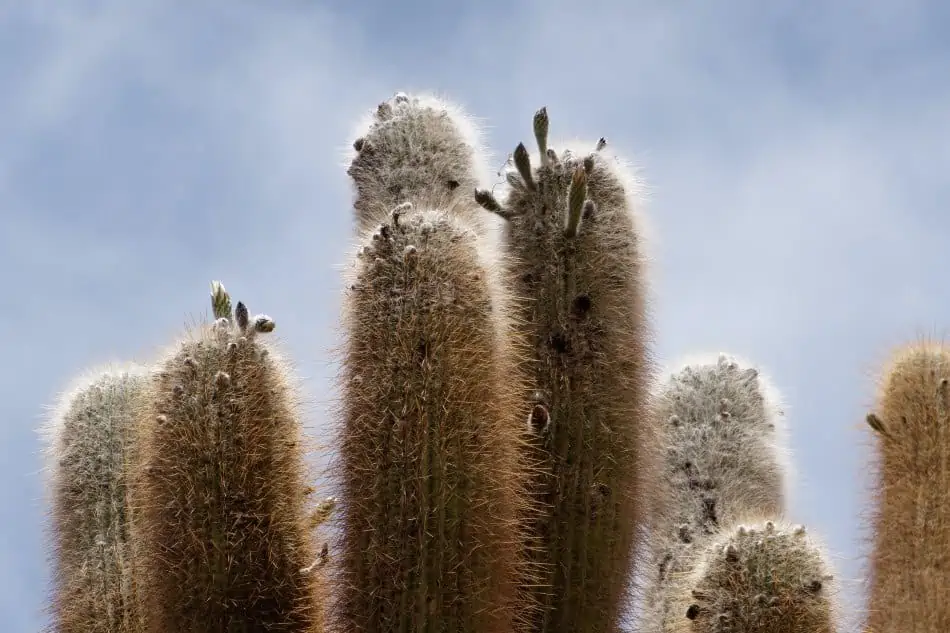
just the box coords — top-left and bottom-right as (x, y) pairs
(132, 288), (324, 633)
(44, 365), (148, 633)
(864, 342), (950, 632)
(39, 89), (946, 633)
(475, 108), (653, 633)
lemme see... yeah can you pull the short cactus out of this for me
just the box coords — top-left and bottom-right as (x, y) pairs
(346, 91), (491, 233)
(132, 286), (323, 632)
(641, 354), (790, 631)
(334, 203), (531, 633)
(864, 342), (950, 632)
(475, 107), (653, 633)
(669, 519), (838, 633)
(43, 364), (149, 633)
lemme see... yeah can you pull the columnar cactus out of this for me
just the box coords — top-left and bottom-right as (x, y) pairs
(39, 88), (934, 633)
(334, 203), (531, 633)
(346, 92), (492, 234)
(132, 285), (323, 632)
(669, 520), (838, 633)
(864, 342), (950, 632)
(44, 365), (149, 633)
(641, 354), (790, 632)
(475, 107), (653, 633)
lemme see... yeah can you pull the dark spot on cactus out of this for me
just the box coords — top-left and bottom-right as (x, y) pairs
(571, 293), (592, 317)
(689, 477), (716, 491)
(658, 552), (672, 579)
(529, 405), (549, 433)
(806, 579), (823, 592)
(380, 224), (391, 240)
(679, 524), (692, 543)
(702, 496), (718, 526)
(353, 137), (365, 152)
(725, 544), (739, 563)
(582, 200), (596, 220)
(686, 604), (701, 620)
(416, 340), (429, 362)
(549, 331), (569, 354)
(446, 179), (460, 190)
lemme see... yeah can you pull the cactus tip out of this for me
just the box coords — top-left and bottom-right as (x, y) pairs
(533, 106), (550, 162)
(235, 301), (249, 332)
(210, 280), (233, 320)
(513, 142), (536, 191)
(866, 412), (890, 438)
(564, 165), (588, 238)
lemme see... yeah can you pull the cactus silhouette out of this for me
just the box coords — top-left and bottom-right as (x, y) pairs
(475, 107), (653, 633)
(334, 202), (531, 633)
(346, 91), (491, 234)
(669, 519), (838, 633)
(132, 285), (323, 633)
(864, 342), (950, 633)
(44, 365), (149, 633)
(641, 354), (790, 630)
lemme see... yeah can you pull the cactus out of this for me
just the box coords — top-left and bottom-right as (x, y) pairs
(475, 107), (653, 633)
(39, 89), (943, 633)
(641, 355), (842, 633)
(132, 286), (323, 632)
(43, 364), (149, 633)
(333, 203), (531, 633)
(641, 354), (791, 630)
(864, 342), (950, 632)
(668, 520), (838, 633)
(346, 91), (491, 234)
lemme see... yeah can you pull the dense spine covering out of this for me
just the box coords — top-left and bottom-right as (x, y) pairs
(44, 365), (149, 633)
(643, 354), (840, 632)
(133, 285), (323, 633)
(642, 354), (789, 630)
(334, 202), (530, 633)
(864, 342), (950, 633)
(669, 520), (838, 633)
(475, 107), (653, 633)
(346, 91), (491, 234)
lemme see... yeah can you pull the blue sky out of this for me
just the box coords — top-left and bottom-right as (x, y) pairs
(2, 1), (948, 630)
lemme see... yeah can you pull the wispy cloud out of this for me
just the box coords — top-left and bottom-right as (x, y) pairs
(2, 1), (947, 629)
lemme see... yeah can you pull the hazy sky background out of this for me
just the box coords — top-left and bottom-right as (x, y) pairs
(2, 1), (948, 630)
